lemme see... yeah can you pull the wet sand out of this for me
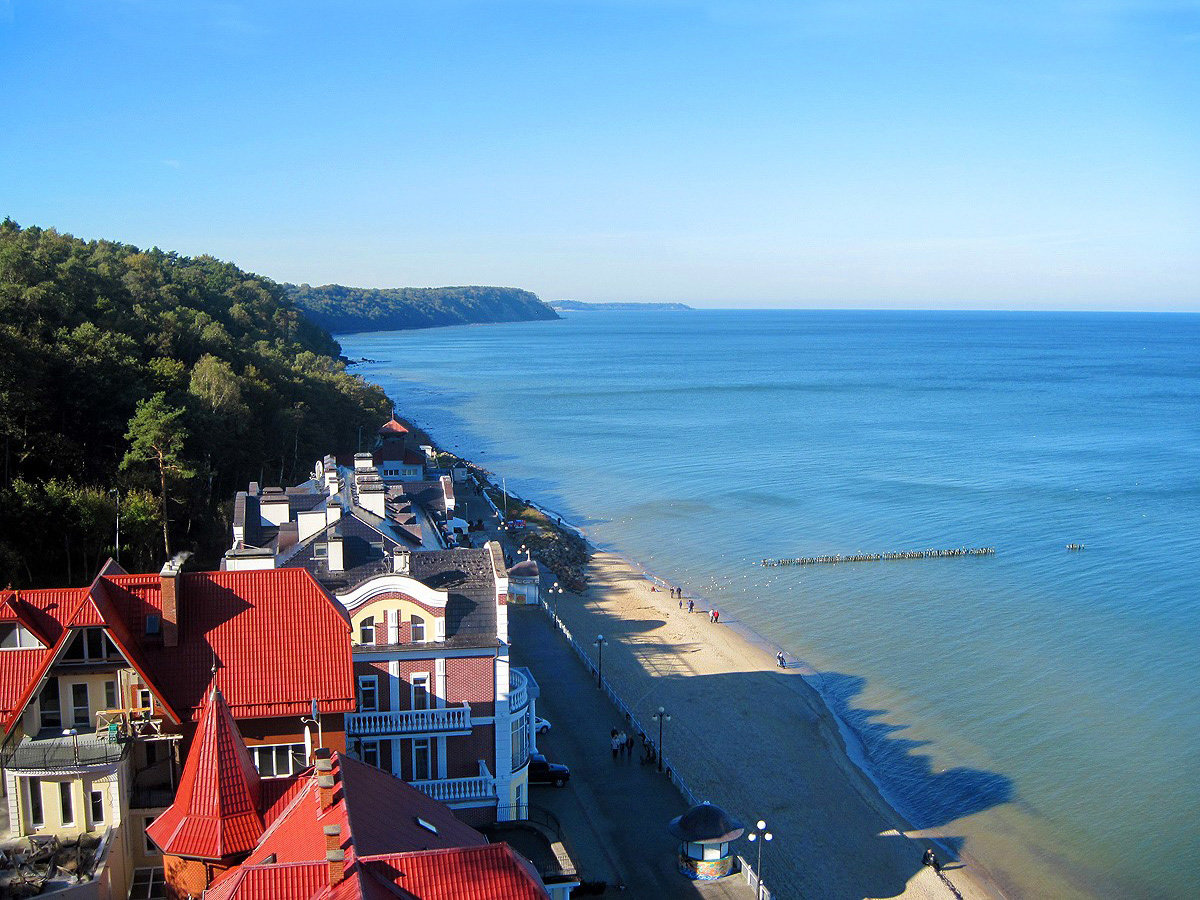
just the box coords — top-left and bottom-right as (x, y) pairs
(556, 550), (1007, 900)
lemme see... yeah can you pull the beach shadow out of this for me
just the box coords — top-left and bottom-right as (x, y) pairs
(817, 672), (1014, 830)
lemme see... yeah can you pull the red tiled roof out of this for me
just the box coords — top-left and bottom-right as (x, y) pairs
(205, 751), (525, 900)
(247, 753), (485, 869)
(0, 567), (355, 734)
(147, 689), (266, 860)
(101, 568), (355, 721)
(359, 845), (547, 900)
(204, 861), (329, 900)
(378, 418), (409, 436)
(206, 845), (547, 900)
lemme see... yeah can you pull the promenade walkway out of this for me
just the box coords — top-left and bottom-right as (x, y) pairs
(510, 605), (757, 900)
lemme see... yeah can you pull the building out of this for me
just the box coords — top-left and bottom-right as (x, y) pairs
(151, 686), (560, 899)
(0, 560), (355, 897)
(372, 416), (428, 482)
(225, 454), (466, 579)
(336, 543), (543, 827)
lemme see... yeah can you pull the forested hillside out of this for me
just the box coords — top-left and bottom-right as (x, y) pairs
(285, 284), (560, 334)
(0, 219), (391, 587)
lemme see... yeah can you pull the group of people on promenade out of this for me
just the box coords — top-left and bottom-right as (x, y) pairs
(610, 728), (658, 765)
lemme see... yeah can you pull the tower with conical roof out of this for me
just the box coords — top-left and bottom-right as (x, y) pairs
(146, 688), (266, 899)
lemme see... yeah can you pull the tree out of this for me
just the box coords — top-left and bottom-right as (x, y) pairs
(121, 393), (193, 558)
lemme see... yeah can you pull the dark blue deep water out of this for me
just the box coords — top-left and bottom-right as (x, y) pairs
(341, 311), (1200, 898)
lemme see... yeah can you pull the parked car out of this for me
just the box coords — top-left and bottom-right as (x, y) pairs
(534, 716), (551, 734)
(528, 753), (570, 787)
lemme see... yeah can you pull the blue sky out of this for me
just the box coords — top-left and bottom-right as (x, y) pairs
(2, 1), (1197, 309)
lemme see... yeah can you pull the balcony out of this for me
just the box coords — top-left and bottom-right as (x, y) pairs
(1, 728), (129, 771)
(411, 761), (496, 805)
(346, 704), (472, 738)
(508, 669), (529, 713)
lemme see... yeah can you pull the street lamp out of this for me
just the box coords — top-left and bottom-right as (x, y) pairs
(593, 634), (608, 688)
(652, 706), (671, 773)
(62, 728), (80, 765)
(548, 582), (563, 618)
(519, 543), (530, 560)
(746, 819), (773, 898)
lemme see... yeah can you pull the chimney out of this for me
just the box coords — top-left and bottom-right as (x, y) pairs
(393, 548), (411, 575)
(316, 751), (336, 810)
(159, 557), (185, 648)
(327, 536), (344, 572)
(326, 848), (345, 887)
(323, 823), (342, 855)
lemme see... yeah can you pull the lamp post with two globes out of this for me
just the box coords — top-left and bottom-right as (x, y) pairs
(747, 820), (773, 899)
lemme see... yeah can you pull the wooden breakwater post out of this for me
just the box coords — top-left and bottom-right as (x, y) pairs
(761, 547), (995, 567)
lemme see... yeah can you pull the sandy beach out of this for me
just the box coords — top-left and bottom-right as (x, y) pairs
(553, 550), (1007, 900)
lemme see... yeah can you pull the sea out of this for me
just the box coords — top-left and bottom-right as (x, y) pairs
(339, 310), (1200, 899)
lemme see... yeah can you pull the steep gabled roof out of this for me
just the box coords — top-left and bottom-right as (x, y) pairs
(202, 750), (532, 900)
(146, 688), (266, 861)
(0, 566), (356, 734)
(102, 568), (355, 721)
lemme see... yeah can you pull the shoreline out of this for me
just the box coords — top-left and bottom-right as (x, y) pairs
(505, 494), (1007, 898)
(397, 418), (1088, 899)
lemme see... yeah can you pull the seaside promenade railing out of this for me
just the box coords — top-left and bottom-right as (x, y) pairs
(539, 598), (774, 900)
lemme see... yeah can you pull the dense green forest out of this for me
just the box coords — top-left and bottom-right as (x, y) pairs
(285, 283), (560, 334)
(0, 219), (391, 587)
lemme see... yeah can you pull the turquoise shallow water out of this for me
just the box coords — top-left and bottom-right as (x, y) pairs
(340, 310), (1200, 898)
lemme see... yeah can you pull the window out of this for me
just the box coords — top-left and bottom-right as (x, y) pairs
(358, 676), (378, 712)
(104, 681), (117, 710)
(410, 615), (426, 643)
(248, 744), (306, 778)
(360, 740), (380, 768)
(137, 689), (153, 715)
(129, 868), (166, 900)
(411, 674), (430, 711)
(62, 628), (115, 662)
(71, 683), (89, 727)
(59, 781), (74, 825)
(28, 779), (43, 828)
(39, 679), (61, 729)
(511, 715), (529, 771)
(144, 816), (158, 854)
(90, 788), (104, 825)
(359, 616), (375, 645)
(0, 624), (40, 649)
(146, 742), (159, 766)
(313, 543), (328, 560)
(412, 738), (432, 781)
(145, 615), (160, 637)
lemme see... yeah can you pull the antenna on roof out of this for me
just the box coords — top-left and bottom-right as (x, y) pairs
(211, 648), (219, 676)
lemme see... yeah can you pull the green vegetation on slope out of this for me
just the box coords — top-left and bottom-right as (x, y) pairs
(285, 283), (560, 334)
(0, 219), (391, 586)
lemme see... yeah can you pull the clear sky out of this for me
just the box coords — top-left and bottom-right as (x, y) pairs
(2, 1), (1197, 309)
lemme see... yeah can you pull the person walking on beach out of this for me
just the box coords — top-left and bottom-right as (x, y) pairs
(611, 729), (621, 761)
(922, 848), (941, 873)
(687, 598), (694, 614)
(713, 609), (719, 624)
(617, 730), (628, 763)
(678, 597), (683, 610)
(776, 651), (786, 668)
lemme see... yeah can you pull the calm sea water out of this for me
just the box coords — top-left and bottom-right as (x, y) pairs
(341, 311), (1200, 899)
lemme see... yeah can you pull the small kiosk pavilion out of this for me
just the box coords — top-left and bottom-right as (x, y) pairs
(668, 801), (745, 880)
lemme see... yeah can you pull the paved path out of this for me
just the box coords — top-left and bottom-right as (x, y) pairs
(511, 606), (757, 900)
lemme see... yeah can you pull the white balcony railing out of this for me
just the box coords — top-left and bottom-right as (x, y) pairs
(346, 704), (472, 737)
(508, 669), (529, 713)
(411, 761), (496, 805)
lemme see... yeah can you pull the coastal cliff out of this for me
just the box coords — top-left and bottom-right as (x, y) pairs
(285, 284), (560, 334)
